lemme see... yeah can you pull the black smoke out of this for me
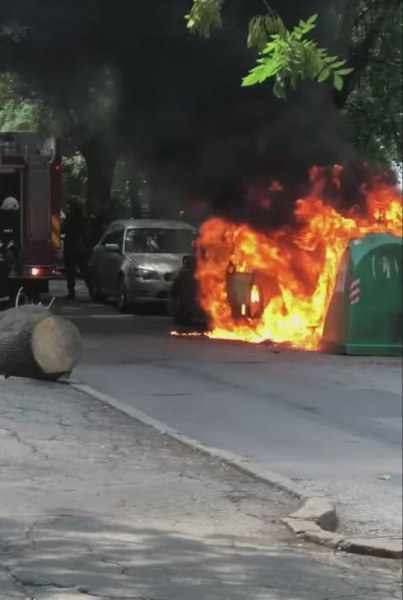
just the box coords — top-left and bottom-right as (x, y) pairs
(1, 0), (367, 226)
(111, 0), (357, 225)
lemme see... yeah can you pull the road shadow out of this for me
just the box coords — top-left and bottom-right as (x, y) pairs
(0, 513), (394, 599)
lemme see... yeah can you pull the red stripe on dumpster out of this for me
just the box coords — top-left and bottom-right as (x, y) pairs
(350, 279), (360, 305)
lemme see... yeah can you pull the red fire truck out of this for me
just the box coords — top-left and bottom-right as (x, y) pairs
(0, 132), (61, 298)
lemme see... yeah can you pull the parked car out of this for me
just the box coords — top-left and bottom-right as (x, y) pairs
(90, 219), (197, 312)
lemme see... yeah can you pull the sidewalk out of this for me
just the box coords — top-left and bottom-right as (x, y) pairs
(0, 377), (401, 600)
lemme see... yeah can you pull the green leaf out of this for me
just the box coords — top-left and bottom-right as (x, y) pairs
(242, 65), (269, 87)
(294, 29), (303, 41)
(324, 55), (338, 64)
(261, 41), (278, 53)
(336, 68), (354, 76)
(241, 74), (259, 87)
(318, 67), (330, 82)
(297, 15), (317, 35)
(333, 72), (344, 91)
(330, 60), (347, 69)
(306, 13), (318, 25)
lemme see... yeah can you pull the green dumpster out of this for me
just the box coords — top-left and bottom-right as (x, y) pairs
(322, 233), (402, 356)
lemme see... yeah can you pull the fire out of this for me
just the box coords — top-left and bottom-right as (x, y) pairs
(171, 331), (204, 338)
(250, 284), (261, 305)
(195, 166), (402, 350)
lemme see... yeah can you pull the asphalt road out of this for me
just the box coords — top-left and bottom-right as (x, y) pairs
(1, 378), (401, 600)
(52, 281), (402, 539)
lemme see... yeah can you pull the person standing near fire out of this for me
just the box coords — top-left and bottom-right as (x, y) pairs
(63, 201), (93, 300)
(0, 196), (20, 264)
(0, 196), (20, 308)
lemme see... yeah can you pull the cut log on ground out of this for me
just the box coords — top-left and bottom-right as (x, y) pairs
(0, 305), (82, 380)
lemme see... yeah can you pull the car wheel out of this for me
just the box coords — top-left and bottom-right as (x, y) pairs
(172, 288), (193, 326)
(117, 277), (130, 314)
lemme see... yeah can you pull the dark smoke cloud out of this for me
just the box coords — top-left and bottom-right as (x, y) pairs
(2, 0), (363, 226)
(110, 0), (358, 225)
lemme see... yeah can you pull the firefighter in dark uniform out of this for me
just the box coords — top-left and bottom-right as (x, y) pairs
(0, 197), (20, 308)
(0, 197), (20, 258)
(63, 202), (92, 300)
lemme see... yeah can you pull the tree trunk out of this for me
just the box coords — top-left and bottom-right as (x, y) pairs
(0, 305), (82, 380)
(80, 136), (119, 218)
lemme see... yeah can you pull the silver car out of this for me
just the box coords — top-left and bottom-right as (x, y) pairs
(90, 219), (197, 312)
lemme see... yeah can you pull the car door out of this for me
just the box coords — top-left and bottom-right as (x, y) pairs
(93, 226), (121, 292)
(93, 227), (115, 292)
(102, 226), (125, 295)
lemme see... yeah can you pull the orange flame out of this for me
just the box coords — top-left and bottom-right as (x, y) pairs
(250, 284), (261, 304)
(195, 166), (402, 350)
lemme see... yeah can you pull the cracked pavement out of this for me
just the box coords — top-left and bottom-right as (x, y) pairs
(0, 377), (401, 600)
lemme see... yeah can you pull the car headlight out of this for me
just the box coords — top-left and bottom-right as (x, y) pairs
(135, 268), (160, 280)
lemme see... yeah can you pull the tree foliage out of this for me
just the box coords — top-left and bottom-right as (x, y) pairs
(187, 2), (353, 97)
(242, 14), (353, 98)
(247, 12), (286, 52)
(186, 0), (402, 167)
(340, 0), (402, 166)
(61, 152), (87, 208)
(0, 73), (38, 131)
(185, 0), (223, 37)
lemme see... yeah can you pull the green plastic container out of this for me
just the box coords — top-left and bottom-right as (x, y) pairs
(322, 233), (402, 356)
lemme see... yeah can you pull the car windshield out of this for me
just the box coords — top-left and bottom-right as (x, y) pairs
(125, 227), (196, 254)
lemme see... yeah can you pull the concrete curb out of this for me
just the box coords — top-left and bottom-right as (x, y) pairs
(71, 382), (403, 561)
